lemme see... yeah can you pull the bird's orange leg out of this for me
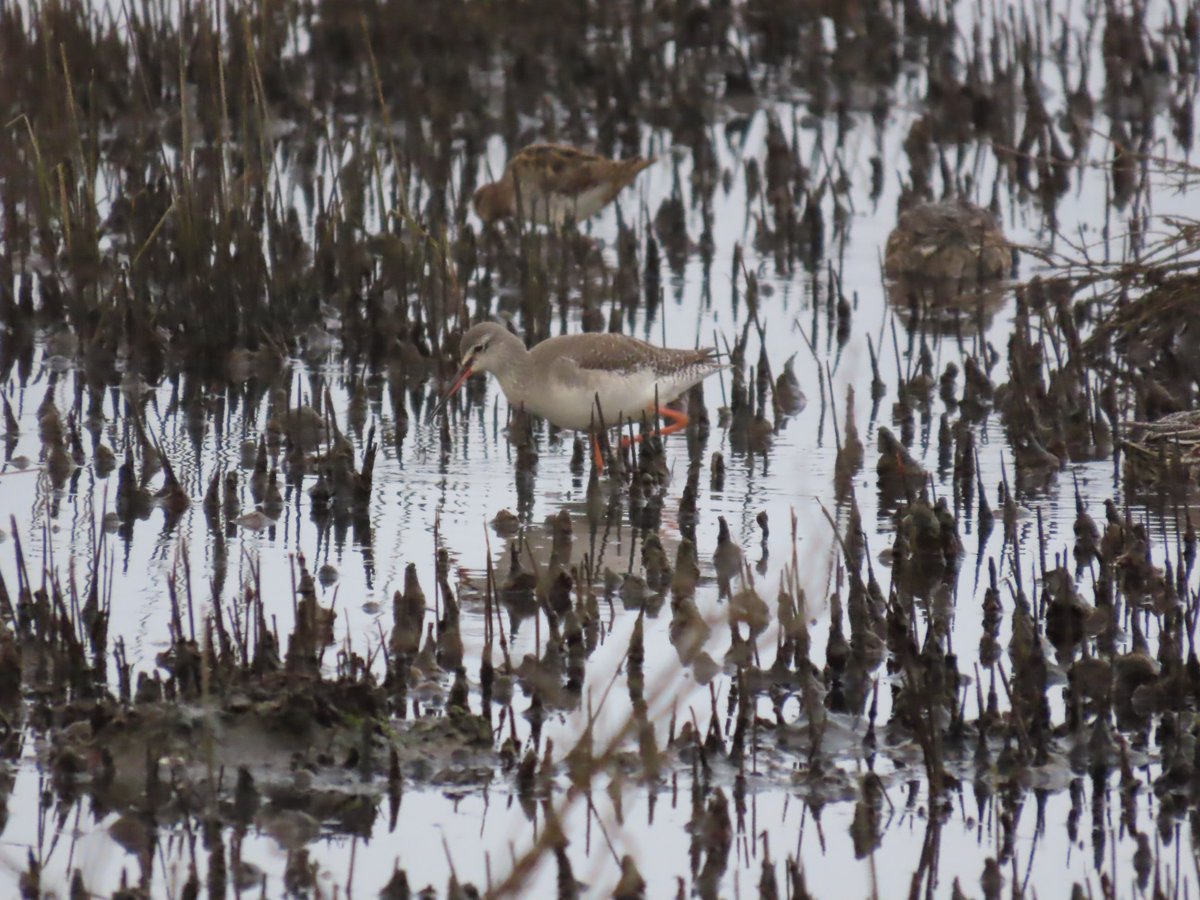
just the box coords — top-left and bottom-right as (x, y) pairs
(592, 434), (606, 472)
(655, 405), (691, 437)
(620, 406), (691, 448)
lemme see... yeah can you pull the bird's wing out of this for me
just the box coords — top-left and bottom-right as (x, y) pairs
(541, 334), (719, 379)
(512, 144), (625, 197)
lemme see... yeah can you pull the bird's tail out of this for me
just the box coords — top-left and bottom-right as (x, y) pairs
(631, 155), (657, 174)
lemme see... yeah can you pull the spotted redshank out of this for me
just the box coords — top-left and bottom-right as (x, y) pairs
(431, 322), (723, 469)
(473, 144), (656, 227)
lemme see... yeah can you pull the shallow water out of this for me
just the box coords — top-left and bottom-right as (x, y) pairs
(2, 0), (1200, 896)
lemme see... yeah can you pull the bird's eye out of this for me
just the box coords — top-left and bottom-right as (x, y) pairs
(474, 343), (486, 354)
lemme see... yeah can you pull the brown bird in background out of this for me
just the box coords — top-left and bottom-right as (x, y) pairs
(473, 143), (656, 227)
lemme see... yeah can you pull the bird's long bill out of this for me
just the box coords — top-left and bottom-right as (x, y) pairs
(428, 362), (473, 421)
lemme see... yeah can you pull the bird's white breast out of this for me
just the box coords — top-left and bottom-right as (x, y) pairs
(514, 366), (698, 432)
(528, 185), (613, 227)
